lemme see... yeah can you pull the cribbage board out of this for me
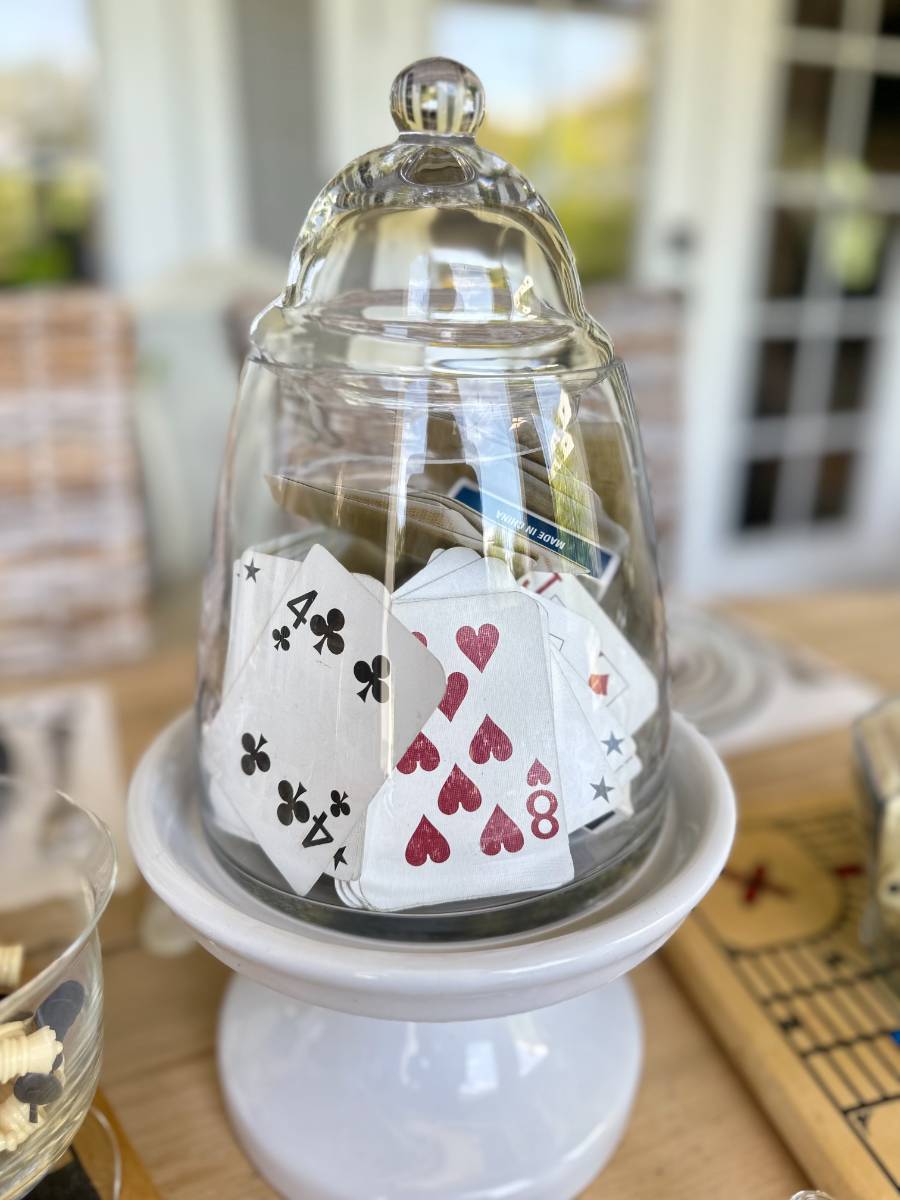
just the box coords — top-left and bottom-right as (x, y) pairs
(665, 797), (900, 1200)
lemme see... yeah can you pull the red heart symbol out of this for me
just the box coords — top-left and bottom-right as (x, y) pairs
(405, 816), (450, 866)
(527, 759), (551, 787)
(396, 731), (440, 775)
(589, 673), (609, 696)
(438, 764), (482, 815)
(438, 672), (468, 721)
(412, 631), (427, 647)
(469, 715), (513, 765)
(480, 805), (524, 856)
(456, 624), (499, 672)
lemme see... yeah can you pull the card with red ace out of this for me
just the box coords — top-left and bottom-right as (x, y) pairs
(352, 590), (574, 910)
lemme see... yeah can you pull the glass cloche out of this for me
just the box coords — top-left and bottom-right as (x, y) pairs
(197, 58), (670, 937)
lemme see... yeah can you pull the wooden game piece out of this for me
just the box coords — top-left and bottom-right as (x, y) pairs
(0, 1022), (29, 1042)
(0, 1027), (61, 1084)
(0, 945), (23, 992)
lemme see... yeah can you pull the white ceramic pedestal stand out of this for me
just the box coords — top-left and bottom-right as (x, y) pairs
(129, 714), (734, 1200)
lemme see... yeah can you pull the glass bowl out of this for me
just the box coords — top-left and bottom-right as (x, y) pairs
(0, 779), (116, 1200)
(196, 57), (670, 937)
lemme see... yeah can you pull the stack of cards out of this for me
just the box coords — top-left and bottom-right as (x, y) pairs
(202, 543), (659, 912)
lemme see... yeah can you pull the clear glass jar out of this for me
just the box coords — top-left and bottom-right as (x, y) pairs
(0, 783), (116, 1198)
(197, 58), (670, 938)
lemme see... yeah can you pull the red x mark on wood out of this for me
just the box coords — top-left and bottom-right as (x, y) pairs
(722, 863), (792, 904)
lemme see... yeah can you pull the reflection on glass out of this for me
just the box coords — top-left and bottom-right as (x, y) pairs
(767, 208), (815, 297)
(792, 0), (845, 28)
(828, 338), (871, 413)
(813, 450), (855, 519)
(778, 65), (833, 169)
(433, 2), (648, 281)
(753, 339), (798, 417)
(739, 458), (782, 528)
(864, 76), (900, 173)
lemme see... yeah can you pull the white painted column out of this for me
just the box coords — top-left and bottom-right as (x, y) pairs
(93, 0), (247, 289)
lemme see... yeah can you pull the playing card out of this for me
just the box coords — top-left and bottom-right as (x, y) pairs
(519, 571), (659, 735)
(223, 551), (305, 695)
(395, 547), (481, 599)
(207, 544), (446, 894)
(268, 474), (540, 574)
(402, 550), (635, 828)
(353, 590), (574, 911)
(520, 583), (641, 821)
(207, 552), (382, 843)
(398, 549), (515, 600)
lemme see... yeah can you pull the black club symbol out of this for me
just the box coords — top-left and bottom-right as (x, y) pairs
(353, 654), (391, 703)
(276, 780), (309, 826)
(272, 625), (291, 651)
(309, 608), (345, 655)
(329, 790), (351, 819)
(240, 733), (270, 776)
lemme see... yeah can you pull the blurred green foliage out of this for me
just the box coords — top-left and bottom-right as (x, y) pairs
(480, 81), (645, 282)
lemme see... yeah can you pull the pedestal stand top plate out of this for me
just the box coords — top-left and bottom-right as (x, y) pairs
(129, 712), (734, 1022)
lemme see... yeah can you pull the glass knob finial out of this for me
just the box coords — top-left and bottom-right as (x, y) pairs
(390, 57), (485, 136)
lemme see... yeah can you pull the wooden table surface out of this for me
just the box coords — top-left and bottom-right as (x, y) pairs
(69, 590), (900, 1198)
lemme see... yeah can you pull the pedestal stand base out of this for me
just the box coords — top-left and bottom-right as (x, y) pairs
(219, 975), (642, 1200)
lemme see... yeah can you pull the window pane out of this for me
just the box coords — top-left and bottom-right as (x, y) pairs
(793, 0), (845, 28)
(0, 0), (100, 286)
(821, 209), (889, 297)
(766, 209), (815, 297)
(828, 338), (871, 412)
(779, 65), (833, 169)
(864, 76), (900, 173)
(881, 0), (900, 37)
(740, 458), (782, 528)
(753, 339), (798, 417)
(813, 451), (855, 519)
(433, 3), (649, 282)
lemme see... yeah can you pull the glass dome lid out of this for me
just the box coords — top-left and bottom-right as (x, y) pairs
(197, 58), (670, 940)
(252, 57), (613, 378)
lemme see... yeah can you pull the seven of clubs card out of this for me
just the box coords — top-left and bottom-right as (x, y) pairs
(206, 544), (446, 894)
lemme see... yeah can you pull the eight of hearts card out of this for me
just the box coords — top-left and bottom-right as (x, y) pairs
(205, 544), (447, 894)
(350, 590), (575, 911)
(395, 548), (640, 829)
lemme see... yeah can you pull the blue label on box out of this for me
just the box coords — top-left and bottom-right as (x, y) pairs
(450, 481), (619, 585)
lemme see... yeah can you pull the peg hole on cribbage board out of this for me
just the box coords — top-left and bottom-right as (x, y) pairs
(664, 803), (900, 1200)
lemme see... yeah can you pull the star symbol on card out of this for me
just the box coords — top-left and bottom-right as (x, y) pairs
(591, 777), (614, 803)
(243, 559), (260, 582)
(602, 733), (624, 755)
